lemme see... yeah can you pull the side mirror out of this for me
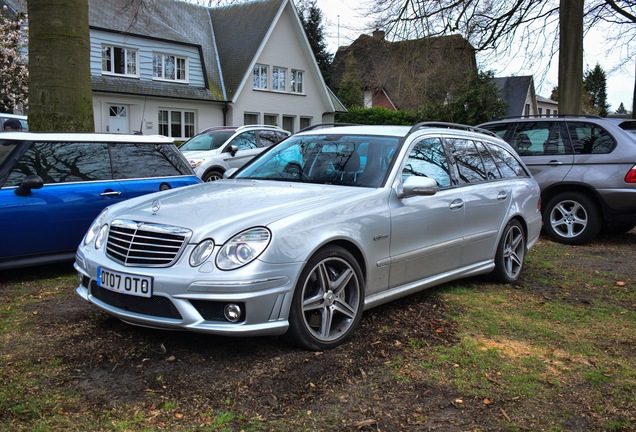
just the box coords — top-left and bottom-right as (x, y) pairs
(397, 176), (438, 199)
(230, 145), (238, 157)
(14, 175), (44, 197)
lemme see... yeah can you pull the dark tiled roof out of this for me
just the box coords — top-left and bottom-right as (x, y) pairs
(210, 0), (283, 100)
(91, 76), (220, 101)
(494, 76), (534, 117)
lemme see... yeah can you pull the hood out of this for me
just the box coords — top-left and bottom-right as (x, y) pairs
(180, 149), (222, 158)
(104, 179), (373, 242)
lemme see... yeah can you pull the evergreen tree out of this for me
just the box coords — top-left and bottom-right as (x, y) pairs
(583, 63), (610, 117)
(336, 52), (364, 108)
(297, 1), (332, 86)
(0, 6), (28, 113)
(616, 102), (627, 115)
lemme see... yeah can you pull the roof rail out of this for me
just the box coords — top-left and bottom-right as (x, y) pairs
(236, 124), (287, 132)
(408, 122), (497, 137)
(297, 123), (361, 133)
(493, 114), (603, 120)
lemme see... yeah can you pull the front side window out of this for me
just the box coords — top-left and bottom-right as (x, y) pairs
(510, 121), (570, 156)
(110, 143), (192, 178)
(272, 67), (286, 91)
(291, 69), (304, 93)
(5, 142), (111, 186)
(102, 45), (138, 76)
(229, 131), (258, 151)
(153, 54), (188, 81)
(253, 64), (268, 89)
(402, 137), (451, 187)
(158, 109), (196, 139)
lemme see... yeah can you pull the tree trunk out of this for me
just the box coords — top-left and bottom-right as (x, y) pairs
(558, 0), (584, 115)
(27, 0), (94, 132)
(632, 57), (635, 119)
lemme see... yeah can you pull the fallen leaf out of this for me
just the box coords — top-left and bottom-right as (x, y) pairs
(483, 398), (492, 405)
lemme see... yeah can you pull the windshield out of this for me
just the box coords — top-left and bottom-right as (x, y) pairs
(180, 131), (234, 151)
(236, 134), (401, 187)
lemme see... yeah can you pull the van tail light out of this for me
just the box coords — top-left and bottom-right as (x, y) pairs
(626, 166), (636, 183)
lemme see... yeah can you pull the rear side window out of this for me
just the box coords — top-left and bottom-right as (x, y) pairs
(5, 142), (111, 186)
(258, 131), (288, 148)
(485, 142), (528, 178)
(447, 138), (488, 184)
(510, 122), (570, 156)
(110, 143), (192, 179)
(566, 122), (617, 154)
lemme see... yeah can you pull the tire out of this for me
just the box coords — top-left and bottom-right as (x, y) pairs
(543, 192), (601, 245)
(202, 169), (223, 182)
(490, 219), (526, 283)
(284, 246), (364, 351)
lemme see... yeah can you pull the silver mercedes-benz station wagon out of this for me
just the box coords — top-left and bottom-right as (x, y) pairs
(75, 123), (542, 350)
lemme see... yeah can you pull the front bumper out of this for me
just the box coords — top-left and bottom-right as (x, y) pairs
(74, 248), (303, 337)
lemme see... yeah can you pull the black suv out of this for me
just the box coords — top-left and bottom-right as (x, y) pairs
(479, 116), (636, 244)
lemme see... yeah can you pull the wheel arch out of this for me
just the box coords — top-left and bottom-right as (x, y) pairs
(312, 239), (368, 285)
(541, 183), (605, 219)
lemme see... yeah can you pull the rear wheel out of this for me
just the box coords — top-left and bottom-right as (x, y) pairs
(202, 169), (223, 182)
(491, 219), (526, 283)
(543, 192), (601, 245)
(285, 246), (364, 351)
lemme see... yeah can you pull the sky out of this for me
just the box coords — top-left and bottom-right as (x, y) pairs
(316, 0), (634, 112)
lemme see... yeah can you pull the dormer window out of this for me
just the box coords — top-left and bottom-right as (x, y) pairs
(102, 45), (138, 77)
(153, 53), (188, 82)
(253, 64), (268, 89)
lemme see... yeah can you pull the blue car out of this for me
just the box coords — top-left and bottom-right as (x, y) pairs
(1, 132), (201, 270)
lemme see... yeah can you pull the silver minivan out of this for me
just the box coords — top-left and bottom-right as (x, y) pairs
(479, 116), (636, 244)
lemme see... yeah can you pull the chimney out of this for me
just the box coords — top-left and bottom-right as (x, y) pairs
(373, 29), (385, 41)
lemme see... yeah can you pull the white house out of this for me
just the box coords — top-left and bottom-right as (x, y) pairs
(3, 0), (345, 137)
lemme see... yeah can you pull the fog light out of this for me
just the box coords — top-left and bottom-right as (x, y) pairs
(76, 272), (83, 286)
(224, 304), (242, 323)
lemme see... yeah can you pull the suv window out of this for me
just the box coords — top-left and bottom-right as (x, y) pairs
(229, 131), (258, 151)
(258, 130), (287, 147)
(5, 142), (112, 186)
(403, 137), (451, 187)
(510, 121), (570, 156)
(111, 143), (193, 178)
(180, 131), (234, 151)
(567, 122), (616, 154)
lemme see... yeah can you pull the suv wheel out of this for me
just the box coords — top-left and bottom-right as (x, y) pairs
(543, 192), (601, 245)
(202, 169), (223, 182)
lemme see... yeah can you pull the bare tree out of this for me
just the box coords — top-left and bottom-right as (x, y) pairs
(366, 0), (635, 116)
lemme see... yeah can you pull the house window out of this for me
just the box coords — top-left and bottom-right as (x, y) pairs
(300, 117), (311, 130)
(153, 54), (187, 82)
(538, 107), (543, 116)
(102, 45), (138, 76)
(272, 67), (286, 91)
(253, 64), (268, 89)
(525, 103), (530, 117)
(546, 109), (551, 117)
(158, 109), (195, 138)
(283, 115), (294, 133)
(244, 113), (259, 124)
(291, 69), (304, 93)
(264, 114), (278, 126)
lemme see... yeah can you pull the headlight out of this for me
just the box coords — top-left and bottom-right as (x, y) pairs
(189, 158), (204, 168)
(190, 239), (215, 267)
(83, 208), (109, 246)
(94, 224), (109, 250)
(216, 227), (271, 270)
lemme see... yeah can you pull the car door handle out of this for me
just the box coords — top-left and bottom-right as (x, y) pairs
(100, 190), (122, 197)
(497, 191), (508, 201)
(449, 199), (464, 210)
(548, 160), (563, 165)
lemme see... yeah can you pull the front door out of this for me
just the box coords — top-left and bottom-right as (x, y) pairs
(108, 105), (129, 134)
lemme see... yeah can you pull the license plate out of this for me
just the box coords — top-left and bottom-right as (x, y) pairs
(97, 267), (153, 298)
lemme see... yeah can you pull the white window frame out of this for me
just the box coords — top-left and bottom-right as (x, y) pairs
(153, 53), (188, 82)
(272, 66), (287, 91)
(158, 109), (196, 139)
(102, 45), (139, 77)
(253, 64), (268, 90)
(291, 69), (304, 94)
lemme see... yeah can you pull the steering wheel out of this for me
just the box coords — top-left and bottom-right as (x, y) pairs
(283, 162), (308, 180)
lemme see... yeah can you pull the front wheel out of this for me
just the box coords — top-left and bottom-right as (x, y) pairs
(285, 246), (364, 351)
(490, 219), (526, 283)
(543, 192), (601, 245)
(202, 169), (223, 182)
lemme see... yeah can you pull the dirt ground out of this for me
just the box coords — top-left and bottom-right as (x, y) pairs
(2, 228), (636, 431)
